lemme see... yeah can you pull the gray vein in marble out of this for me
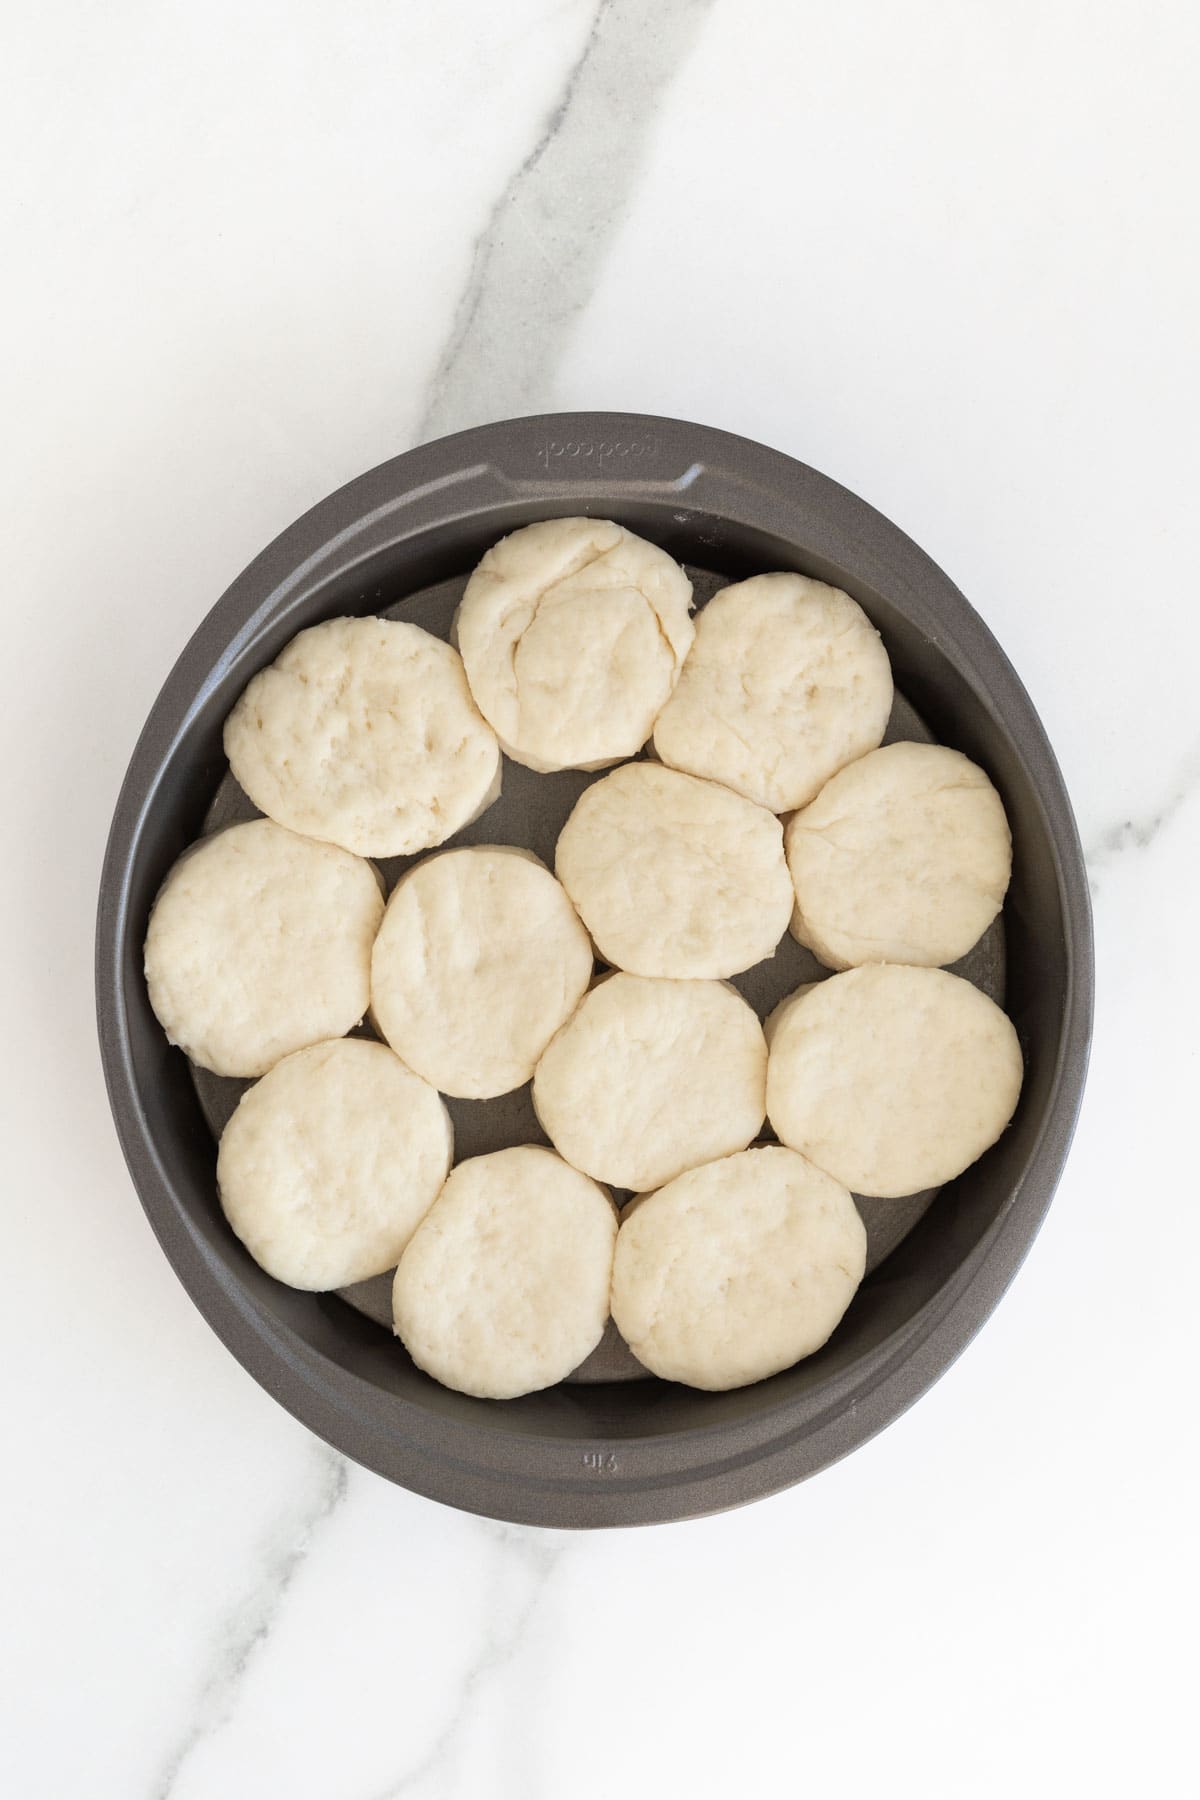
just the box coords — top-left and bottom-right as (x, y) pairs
(1085, 733), (1200, 893)
(151, 1446), (349, 1800)
(368, 1524), (568, 1800)
(417, 0), (716, 442)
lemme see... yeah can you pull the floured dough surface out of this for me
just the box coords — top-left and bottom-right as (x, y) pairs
(455, 517), (694, 772)
(371, 845), (594, 1099)
(144, 819), (384, 1077)
(392, 1145), (617, 1398)
(224, 615), (500, 857)
(217, 1038), (452, 1290)
(786, 742), (1012, 969)
(653, 572), (893, 811)
(533, 973), (766, 1191)
(766, 965), (1023, 1197)
(555, 762), (793, 979)
(611, 1145), (866, 1390)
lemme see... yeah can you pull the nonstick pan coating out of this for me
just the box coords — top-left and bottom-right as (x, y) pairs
(96, 413), (1093, 1526)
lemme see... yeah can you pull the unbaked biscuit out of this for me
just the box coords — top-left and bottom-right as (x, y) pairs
(611, 1145), (866, 1390)
(371, 845), (594, 1099)
(217, 1038), (452, 1290)
(224, 616), (500, 857)
(786, 741), (1011, 969)
(455, 517), (694, 772)
(555, 762), (792, 979)
(532, 972), (766, 1191)
(766, 965), (1023, 1197)
(392, 1145), (617, 1399)
(144, 818), (383, 1077)
(653, 572), (892, 811)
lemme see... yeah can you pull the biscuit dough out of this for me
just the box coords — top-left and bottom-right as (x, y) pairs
(653, 572), (893, 810)
(555, 762), (792, 979)
(455, 517), (694, 772)
(392, 1145), (617, 1398)
(217, 1038), (452, 1289)
(371, 845), (594, 1099)
(224, 616), (500, 857)
(766, 965), (1023, 1197)
(532, 972), (766, 1190)
(786, 742), (1012, 969)
(611, 1145), (866, 1390)
(144, 818), (384, 1077)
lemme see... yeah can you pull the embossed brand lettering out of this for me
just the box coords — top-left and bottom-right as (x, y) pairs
(538, 437), (657, 471)
(581, 1450), (619, 1473)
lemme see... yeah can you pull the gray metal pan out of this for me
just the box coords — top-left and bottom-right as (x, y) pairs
(96, 412), (1093, 1527)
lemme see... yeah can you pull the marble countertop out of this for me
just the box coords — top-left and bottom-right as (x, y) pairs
(3, 3), (1196, 1795)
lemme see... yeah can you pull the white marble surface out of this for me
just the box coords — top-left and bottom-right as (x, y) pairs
(2, 3), (1197, 1794)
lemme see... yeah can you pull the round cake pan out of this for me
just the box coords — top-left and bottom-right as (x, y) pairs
(96, 412), (1093, 1527)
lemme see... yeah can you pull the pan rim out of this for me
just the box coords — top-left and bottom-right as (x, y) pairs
(96, 411), (1094, 1527)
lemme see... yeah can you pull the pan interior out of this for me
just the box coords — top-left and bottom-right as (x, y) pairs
(117, 497), (1066, 1447)
(190, 559), (1005, 1387)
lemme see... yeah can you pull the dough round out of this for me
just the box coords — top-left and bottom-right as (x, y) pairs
(766, 965), (1023, 1198)
(392, 1145), (617, 1399)
(611, 1145), (866, 1391)
(217, 1038), (452, 1290)
(555, 762), (793, 979)
(653, 572), (894, 811)
(786, 742), (1012, 969)
(455, 517), (694, 772)
(371, 845), (594, 1099)
(532, 973), (766, 1191)
(224, 616), (500, 858)
(144, 819), (384, 1077)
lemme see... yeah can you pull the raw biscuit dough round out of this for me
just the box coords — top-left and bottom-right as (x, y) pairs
(786, 741), (1012, 970)
(611, 1145), (866, 1391)
(652, 572), (894, 811)
(144, 818), (384, 1077)
(454, 517), (694, 772)
(392, 1145), (617, 1399)
(766, 965), (1023, 1198)
(532, 972), (766, 1191)
(224, 615), (500, 858)
(217, 1038), (452, 1290)
(555, 762), (793, 979)
(371, 845), (594, 1099)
